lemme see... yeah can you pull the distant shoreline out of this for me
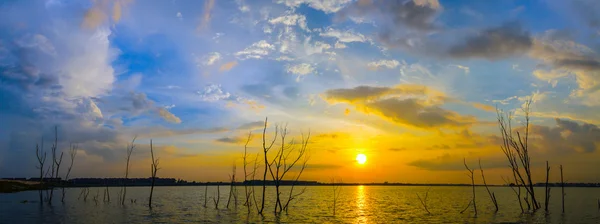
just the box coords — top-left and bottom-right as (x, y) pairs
(2, 178), (599, 192)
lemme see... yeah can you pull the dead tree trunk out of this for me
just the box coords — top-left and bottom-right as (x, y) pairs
(213, 184), (220, 209)
(36, 141), (47, 203)
(49, 126), (63, 205)
(149, 139), (160, 208)
(464, 158), (477, 217)
(479, 159), (498, 212)
(121, 137), (136, 205)
(242, 132), (253, 213)
(560, 165), (565, 213)
(496, 100), (540, 211)
(226, 165), (236, 209)
(259, 117), (277, 215)
(417, 188), (431, 214)
(544, 161), (551, 212)
(62, 144), (77, 203)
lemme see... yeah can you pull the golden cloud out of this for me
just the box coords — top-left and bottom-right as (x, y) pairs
(323, 84), (476, 129)
(219, 61), (238, 72)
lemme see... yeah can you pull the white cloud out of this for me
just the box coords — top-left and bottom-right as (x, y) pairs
(453, 64), (470, 74)
(203, 52), (221, 66)
(320, 28), (369, 43)
(176, 12), (183, 20)
(286, 63), (315, 82)
(61, 28), (117, 99)
(197, 84), (231, 102)
(235, 40), (275, 60)
(269, 14), (308, 31)
(304, 39), (331, 55)
(334, 41), (347, 49)
(276, 0), (353, 13)
(367, 60), (401, 70)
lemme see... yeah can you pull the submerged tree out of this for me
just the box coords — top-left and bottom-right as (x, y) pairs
(544, 161), (551, 212)
(496, 99), (540, 211)
(331, 178), (342, 216)
(226, 164), (237, 209)
(242, 132), (254, 214)
(149, 139), (160, 208)
(35, 140), (47, 203)
(267, 124), (310, 214)
(121, 137), (136, 205)
(258, 117), (278, 215)
(49, 126), (63, 204)
(417, 188), (431, 214)
(464, 158), (477, 217)
(62, 143), (78, 203)
(479, 159), (498, 212)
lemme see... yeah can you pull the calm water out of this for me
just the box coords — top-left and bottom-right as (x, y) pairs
(1, 186), (599, 223)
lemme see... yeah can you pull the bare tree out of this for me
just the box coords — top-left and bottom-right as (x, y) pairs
(331, 178), (342, 216)
(203, 184), (208, 208)
(226, 164), (237, 209)
(213, 183), (220, 209)
(251, 154), (260, 214)
(259, 117), (278, 215)
(544, 161), (551, 212)
(35, 140), (47, 203)
(464, 158), (477, 217)
(496, 100), (540, 210)
(282, 133), (310, 213)
(268, 125), (311, 214)
(560, 165), (565, 213)
(121, 137), (136, 205)
(242, 132), (254, 214)
(48, 126), (64, 204)
(416, 188), (431, 214)
(479, 159), (498, 212)
(61, 143), (78, 203)
(149, 139), (160, 208)
(502, 176), (524, 213)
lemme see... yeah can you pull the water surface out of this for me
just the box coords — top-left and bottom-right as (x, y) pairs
(1, 186), (599, 223)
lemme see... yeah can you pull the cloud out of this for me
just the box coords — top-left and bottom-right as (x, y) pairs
(269, 13), (308, 31)
(158, 108), (182, 124)
(197, 84), (232, 102)
(389, 147), (407, 152)
(304, 40), (332, 55)
(203, 52), (221, 66)
(525, 118), (600, 153)
(286, 63), (316, 82)
(319, 28), (369, 43)
(334, 41), (347, 49)
(448, 22), (533, 60)
(238, 121), (265, 130)
(472, 102), (495, 112)
(367, 59), (401, 70)
(339, 0), (441, 31)
(276, 0), (353, 13)
(219, 61), (238, 71)
(215, 136), (246, 144)
(198, 0), (215, 31)
(408, 154), (508, 171)
(82, 0), (132, 29)
(234, 40), (276, 60)
(323, 85), (476, 129)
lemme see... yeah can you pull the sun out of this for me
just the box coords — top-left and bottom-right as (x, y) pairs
(356, 154), (367, 164)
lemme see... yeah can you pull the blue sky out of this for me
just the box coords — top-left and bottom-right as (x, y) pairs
(1, 0), (600, 183)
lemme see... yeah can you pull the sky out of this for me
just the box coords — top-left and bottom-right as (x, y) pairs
(1, 0), (600, 184)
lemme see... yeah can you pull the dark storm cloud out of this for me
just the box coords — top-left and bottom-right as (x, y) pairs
(448, 22), (533, 60)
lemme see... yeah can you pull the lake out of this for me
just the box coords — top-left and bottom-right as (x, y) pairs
(1, 186), (599, 223)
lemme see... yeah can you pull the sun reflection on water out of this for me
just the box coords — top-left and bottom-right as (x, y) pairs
(356, 185), (368, 223)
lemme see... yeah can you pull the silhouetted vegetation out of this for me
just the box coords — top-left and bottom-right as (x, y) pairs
(149, 139), (160, 208)
(497, 100), (540, 211)
(416, 187), (431, 214)
(544, 161), (551, 212)
(62, 143), (77, 203)
(331, 178), (342, 216)
(479, 159), (498, 212)
(463, 158), (477, 217)
(120, 137), (136, 205)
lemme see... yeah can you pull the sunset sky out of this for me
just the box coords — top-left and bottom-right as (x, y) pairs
(1, 0), (600, 184)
